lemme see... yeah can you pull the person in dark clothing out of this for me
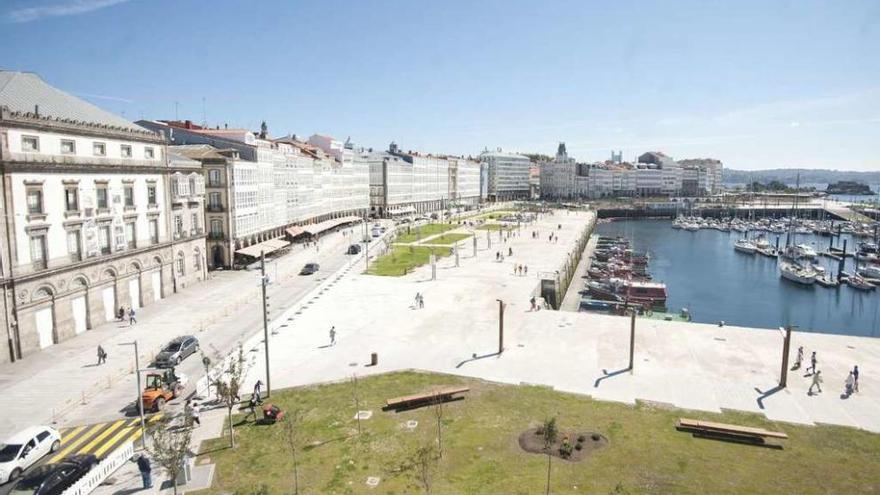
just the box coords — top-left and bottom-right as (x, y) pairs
(117, 307), (125, 321)
(137, 454), (152, 488)
(853, 365), (860, 392)
(806, 351), (818, 375)
(97, 345), (107, 365)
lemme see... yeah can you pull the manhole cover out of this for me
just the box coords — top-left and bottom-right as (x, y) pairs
(366, 477), (380, 487)
(355, 410), (373, 420)
(405, 420), (418, 430)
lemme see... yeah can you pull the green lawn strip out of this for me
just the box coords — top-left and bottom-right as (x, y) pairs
(473, 210), (519, 221)
(366, 245), (453, 276)
(425, 233), (472, 245)
(395, 223), (455, 244)
(475, 223), (515, 231)
(193, 371), (880, 495)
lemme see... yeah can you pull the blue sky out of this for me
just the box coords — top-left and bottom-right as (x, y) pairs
(1, 0), (878, 170)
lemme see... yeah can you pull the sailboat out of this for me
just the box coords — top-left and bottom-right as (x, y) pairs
(780, 260), (817, 285)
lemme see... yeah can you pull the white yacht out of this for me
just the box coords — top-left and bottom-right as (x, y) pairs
(734, 239), (757, 254)
(780, 261), (817, 285)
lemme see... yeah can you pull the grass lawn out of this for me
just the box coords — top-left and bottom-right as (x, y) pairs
(474, 210), (518, 220)
(193, 372), (880, 495)
(366, 246), (453, 276)
(476, 223), (515, 231)
(424, 233), (471, 245)
(395, 223), (455, 244)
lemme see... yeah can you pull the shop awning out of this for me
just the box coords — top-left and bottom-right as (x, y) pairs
(235, 238), (291, 258)
(389, 206), (416, 215)
(302, 216), (362, 236)
(286, 226), (305, 238)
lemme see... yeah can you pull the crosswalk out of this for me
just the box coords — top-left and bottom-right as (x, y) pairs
(47, 413), (164, 464)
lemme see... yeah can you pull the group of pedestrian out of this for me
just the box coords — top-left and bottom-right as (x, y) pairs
(548, 233), (558, 243)
(413, 292), (425, 309)
(116, 306), (137, 325)
(794, 346), (860, 397)
(495, 251), (505, 262)
(513, 264), (528, 276)
(531, 231), (539, 239)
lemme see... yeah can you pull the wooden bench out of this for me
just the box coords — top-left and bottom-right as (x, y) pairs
(676, 418), (788, 445)
(385, 386), (470, 410)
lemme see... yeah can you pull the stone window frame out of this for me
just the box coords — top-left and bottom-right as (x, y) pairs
(93, 141), (107, 157)
(63, 222), (84, 262)
(96, 219), (113, 255)
(21, 134), (40, 153)
(24, 224), (49, 270)
(145, 147), (155, 159)
(120, 144), (133, 158)
(122, 179), (135, 210)
(24, 181), (46, 221)
(124, 218), (137, 249)
(147, 216), (160, 245)
(146, 180), (158, 208)
(60, 139), (76, 155)
(62, 179), (81, 217)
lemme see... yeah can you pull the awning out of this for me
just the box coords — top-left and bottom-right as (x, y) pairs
(302, 216), (362, 236)
(389, 206), (416, 215)
(286, 226), (305, 237)
(235, 238), (291, 258)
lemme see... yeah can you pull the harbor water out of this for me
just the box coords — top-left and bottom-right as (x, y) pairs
(596, 219), (880, 337)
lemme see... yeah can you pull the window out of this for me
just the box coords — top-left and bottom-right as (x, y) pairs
(210, 219), (223, 234)
(67, 230), (82, 261)
(60, 139), (76, 154)
(208, 192), (221, 209)
(93, 142), (106, 156)
(149, 219), (159, 244)
(99, 226), (111, 254)
(174, 215), (183, 237)
(124, 185), (134, 207)
(177, 253), (185, 276)
(64, 187), (79, 212)
(96, 186), (108, 209)
(125, 222), (136, 249)
(36, 431), (50, 442)
(30, 234), (47, 268)
(147, 185), (157, 205)
(194, 251), (201, 271)
(191, 212), (199, 232)
(145, 147), (155, 159)
(22, 135), (39, 152)
(26, 188), (43, 214)
(120, 145), (132, 158)
(208, 169), (222, 186)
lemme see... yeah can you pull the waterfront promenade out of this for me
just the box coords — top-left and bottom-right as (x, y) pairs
(240, 209), (880, 433)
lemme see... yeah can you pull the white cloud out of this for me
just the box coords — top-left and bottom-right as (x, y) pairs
(7, 0), (132, 23)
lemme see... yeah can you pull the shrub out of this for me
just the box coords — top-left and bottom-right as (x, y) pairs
(577, 435), (586, 443)
(536, 426), (545, 435)
(575, 444), (583, 451)
(591, 433), (601, 442)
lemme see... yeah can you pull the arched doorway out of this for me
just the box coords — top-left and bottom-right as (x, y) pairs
(128, 261), (143, 309)
(212, 245), (224, 268)
(100, 268), (118, 322)
(32, 286), (56, 349)
(70, 276), (90, 335)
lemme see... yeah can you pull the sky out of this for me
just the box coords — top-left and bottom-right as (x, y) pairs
(1, 0), (878, 171)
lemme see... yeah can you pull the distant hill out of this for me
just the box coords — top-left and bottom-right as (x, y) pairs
(723, 169), (880, 186)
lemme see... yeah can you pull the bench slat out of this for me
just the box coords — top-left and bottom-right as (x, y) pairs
(678, 418), (788, 439)
(386, 387), (470, 406)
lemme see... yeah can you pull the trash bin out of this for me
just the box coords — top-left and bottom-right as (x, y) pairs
(370, 352), (378, 366)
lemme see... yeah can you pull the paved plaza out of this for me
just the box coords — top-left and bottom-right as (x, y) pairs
(240, 209), (880, 433)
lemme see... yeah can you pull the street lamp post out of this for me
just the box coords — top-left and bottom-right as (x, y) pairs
(118, 341), (147, 449)
(496, 299), (505, 354)
(260, 251), (271, 397)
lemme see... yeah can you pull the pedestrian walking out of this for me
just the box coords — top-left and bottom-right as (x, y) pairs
(253, 380), (263, 404)
(97, 345), (107, 365)
(418, 294), (425, 309)
(244, 396), (258, 422)
(809, 370), (823, 394)
(136, 454), (152, 489)
(190, 401), (201, 427)
(844, 371), (855, 397)
(524, 265), (528, 275)
(807, 351), (817, 375)
(128, 307), (137, 325)
(117, 306), (125, 322)
(330, 326), (336, 346)
(508, 247), (513, 257)
(414, 292), (421, 307)
(793, 346), (804, 369)
(853, 365), (859, 392)
(530, 296), (536, 311)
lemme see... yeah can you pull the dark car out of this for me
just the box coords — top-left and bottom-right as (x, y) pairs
(155, 335), (199, 367)
(346, 244), (362, 255)
(10, 454), (97, 495)
(299, 263), (320, 275)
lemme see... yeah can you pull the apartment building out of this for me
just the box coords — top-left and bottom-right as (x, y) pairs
(0, 71), (205, 362)
(478, 149), (531, 201)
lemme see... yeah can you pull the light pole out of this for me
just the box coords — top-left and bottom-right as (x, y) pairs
(118, 341), (147, 449)
(779, 325), (795, 388)
(496, 299), (505, 354)
(260, 251), (271, 397)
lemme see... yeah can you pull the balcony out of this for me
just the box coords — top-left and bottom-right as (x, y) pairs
(207, 231), (226, 241)
(206, 204), (225, 213)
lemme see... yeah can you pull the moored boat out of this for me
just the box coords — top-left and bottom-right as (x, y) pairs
(780, 261), (817, 285)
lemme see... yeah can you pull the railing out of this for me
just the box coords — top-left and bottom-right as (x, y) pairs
(208, 232), (226, 241)
(61, 440), (135, 495)
(206, 204), (225, 212)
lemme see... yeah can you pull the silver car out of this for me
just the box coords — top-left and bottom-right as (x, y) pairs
(155, 336), (199, 367)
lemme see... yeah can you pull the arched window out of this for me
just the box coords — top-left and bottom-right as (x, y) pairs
(176, 251), (185, 276)
(193, 248), (202, 271)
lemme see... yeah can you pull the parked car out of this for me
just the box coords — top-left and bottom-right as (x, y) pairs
(0, 426), (61, 484)
(371, 229), (381, 238)
(430, 212), (439, 220)
(155, 336), (199, 368)
(8, 454), (97, 494)
(398, 218), (411, 224)
(346, 244), (362, 255)
(299, 263), (320, 275)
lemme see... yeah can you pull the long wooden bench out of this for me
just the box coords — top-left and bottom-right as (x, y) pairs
(676, 418), (788, 444)
(386, 386), (470, 410)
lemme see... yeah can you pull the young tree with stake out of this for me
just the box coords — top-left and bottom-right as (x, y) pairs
(148, 419), (193, 495)
(543, 417), (558, 495)
(214, 346), (249, 448)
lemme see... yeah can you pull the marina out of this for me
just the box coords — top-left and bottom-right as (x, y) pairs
(594, 219), (880, 337)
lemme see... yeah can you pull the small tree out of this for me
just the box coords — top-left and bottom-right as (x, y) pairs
(351, 374), (362, 435)
(412, 445), (437, 494)
(542, 417), (558, 495)
(283, 410), (301, 495)
(148, 419), (193, 495)
(214, 346), (249, 448)
(432, 392), (444, 458)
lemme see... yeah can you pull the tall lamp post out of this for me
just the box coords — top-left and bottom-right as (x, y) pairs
(260, 251), (271, 397)
(118, 341), (147, 449)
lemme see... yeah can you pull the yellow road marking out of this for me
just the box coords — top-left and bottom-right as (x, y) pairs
(93, 426), (133, 457)
(47, 422), (106, 464)
(75, 419), (127, 455)
(60, 425), (86, 444)
(148, 413), (165, 423)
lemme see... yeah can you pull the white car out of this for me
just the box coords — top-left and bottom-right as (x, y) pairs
(0, 426), (61, 483)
